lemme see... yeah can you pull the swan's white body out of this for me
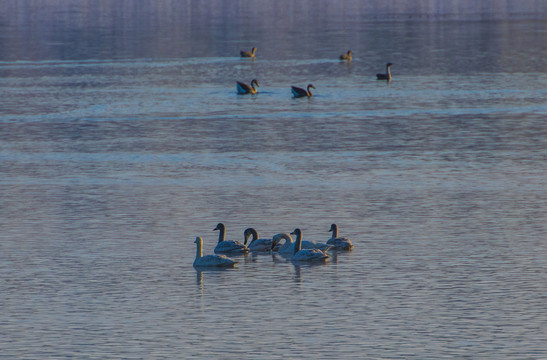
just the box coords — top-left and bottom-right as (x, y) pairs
(290, 229), (329, 262)
(213, 223), (249, 254)
(244, 228), (274, 252)
(327, 224), (354, 251)
(194, 237), (237, 268)
(272, 233), (331, 254)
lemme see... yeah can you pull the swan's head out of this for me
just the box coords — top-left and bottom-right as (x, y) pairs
(347, 50), (353, 56)
(251, 79), (259, 88)
(307, 84), (316, 91)
(290, 228), (302, 238)
(386, 62), (393, 67)
(251, 47), (257, 54)
(213, 223), (225, 231)
(329, 224), (338, 233)
(194, 236), (202, 244)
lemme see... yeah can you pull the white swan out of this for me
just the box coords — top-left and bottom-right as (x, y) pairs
(213, 223), (250, 254)
(327, 224), (354, 251)
(271, 233), (295, 254)
(194, 237), (238, 268)
(271, 232), (331, 254)
(244, 228), (274, 252)
(290, 229), (329, 262)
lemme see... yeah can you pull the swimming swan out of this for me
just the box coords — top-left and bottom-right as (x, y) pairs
(271, 233), (296, 254)
(213, 223), (250, 254)
(291, 84), (315, 98)
(194, 237), (238, 268)
(237, 79), (259, 95)
(327, 224), (354, 251)
(271, 233), (331, 254)
(376, 62), (393, 81)
(244, 228), (274, 252)
(340, 50), (353, 61)
(240, 47), (257, 58)
(290, 228), (329, 262)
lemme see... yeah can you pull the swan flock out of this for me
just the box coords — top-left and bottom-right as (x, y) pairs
(193, 223), (354, 267)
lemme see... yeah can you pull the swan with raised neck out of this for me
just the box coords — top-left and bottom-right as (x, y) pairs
(290, 228), (329, 262)
(194, 237), (238, 267)
(244, 227), (274, 252)
(376, 63), (393, 81)
(213, 223), (249, 254)
(327, 224), (354, 250)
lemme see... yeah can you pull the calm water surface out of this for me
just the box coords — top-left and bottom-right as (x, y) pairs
(1, 1), (546, 359)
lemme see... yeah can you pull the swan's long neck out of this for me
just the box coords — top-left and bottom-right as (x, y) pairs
(273, 233), (293, 250)
(247, 228), (259, 245)
(386, 65), (392, 79)
(331, 225), (339, 239)
(195, 238), (203, 261)
(294, 232), (302, 254)
(307, 85), (313, 96)
(217, 226), (225, 243)
(280, 234), (293, 250)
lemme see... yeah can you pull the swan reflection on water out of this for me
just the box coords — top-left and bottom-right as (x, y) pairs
(194, 267), (239, 290)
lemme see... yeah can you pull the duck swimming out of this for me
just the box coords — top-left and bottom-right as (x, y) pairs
(240, 47), (257, 58)
(340, 50), (353, 61)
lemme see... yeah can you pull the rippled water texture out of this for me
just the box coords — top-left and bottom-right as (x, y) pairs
(1, 1), (546, 359)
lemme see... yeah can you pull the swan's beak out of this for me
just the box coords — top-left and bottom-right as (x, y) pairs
(213, 225), (219, 231)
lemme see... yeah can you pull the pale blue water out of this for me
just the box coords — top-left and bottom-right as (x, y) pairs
(1, 1), (546, 359)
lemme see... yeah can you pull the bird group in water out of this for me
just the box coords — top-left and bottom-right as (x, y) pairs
(236, 47), (393, 97)
(193, 223), (354, 268)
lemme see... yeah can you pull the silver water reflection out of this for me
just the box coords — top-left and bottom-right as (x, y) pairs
(1, 1), (546, 359)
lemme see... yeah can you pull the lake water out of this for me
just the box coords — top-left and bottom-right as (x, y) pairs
(1, 1), (546, 359)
